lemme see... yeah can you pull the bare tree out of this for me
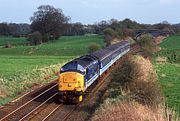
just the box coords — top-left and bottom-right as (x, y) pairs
(30, 5), (70, 41)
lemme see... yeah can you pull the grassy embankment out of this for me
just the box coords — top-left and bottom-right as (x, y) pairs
(155, 35), (180, 115)
(0, 35), (104, 105)
(91, 35), (180, 121)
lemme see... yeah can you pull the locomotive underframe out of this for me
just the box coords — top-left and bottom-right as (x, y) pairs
(58, 91), (84, 103)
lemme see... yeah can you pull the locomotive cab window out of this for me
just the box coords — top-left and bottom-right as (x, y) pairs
(60, 63), (85, 74)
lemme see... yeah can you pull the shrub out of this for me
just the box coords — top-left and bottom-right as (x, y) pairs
(138, 34), (155, 56)
(88, 43), (101, 53)
(128, 80), (162, 106)
(111, 55), (162, 106)
(103, 28), (116, 37)
(27, 31), (42, 45)
(91, 101), (179, 121)
(103, 28), (116, 46)
(42, 34), (49, 42)
(122, 28), (134, 38)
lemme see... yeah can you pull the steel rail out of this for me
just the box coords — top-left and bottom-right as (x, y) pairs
(0, 83), (58, 121)
(41, 104), (63, 121)
(19, 93), (58, 121)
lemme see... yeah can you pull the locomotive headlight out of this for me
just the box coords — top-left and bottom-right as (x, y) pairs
(60, 68), (64, 72)
(68, 83), (72, 87)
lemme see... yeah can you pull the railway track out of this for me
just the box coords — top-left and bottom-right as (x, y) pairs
(41, 54), (127, 121)
(0, 44), (139, 121)
(40, 74), (109, 121)
(0, 81), (58, 121)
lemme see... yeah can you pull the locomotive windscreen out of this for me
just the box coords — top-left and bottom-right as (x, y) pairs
(60, 62), (85, 74)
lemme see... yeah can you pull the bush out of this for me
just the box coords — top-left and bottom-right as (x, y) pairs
(138, 34), (155, 56)
(122, 28), (134, 38)
(103, 28), (116, 46)
(88, 43), (101, 53)
(91, 101), (179, 121)
(27, 31), (42, 45)
(42, 34), (49, 42)
(111, 55), (162, 106)
(128, 80), (162, 106)
(104, 35), (113, 47)
(103, 28), (116, 37)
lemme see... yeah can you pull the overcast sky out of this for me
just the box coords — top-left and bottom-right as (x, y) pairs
(0, 0), (179, 24)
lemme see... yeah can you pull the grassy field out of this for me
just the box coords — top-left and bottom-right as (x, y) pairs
(0, 36), (104, 56)
(0, 36), (27, 46)
(0, 56), (73, 77)
(155, 35), (180, 115)
(0, 35), (104, 105)
(156, 35), (180, 63)
(155, 63), (180, 113)
(0, 35), (104, 77)
(160, 35), (180, 50)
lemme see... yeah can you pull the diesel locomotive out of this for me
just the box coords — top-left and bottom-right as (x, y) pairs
(58, 40), (130, 103)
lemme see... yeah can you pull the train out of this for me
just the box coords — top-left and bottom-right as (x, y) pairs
(58, 40), (130, 103)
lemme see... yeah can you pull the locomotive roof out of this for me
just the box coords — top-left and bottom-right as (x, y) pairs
(70, 55), (98, 68)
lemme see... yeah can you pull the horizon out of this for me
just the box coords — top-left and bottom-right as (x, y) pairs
(0, 0), (180, 25)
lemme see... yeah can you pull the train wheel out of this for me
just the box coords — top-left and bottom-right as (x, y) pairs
(78, 95), (83, 102)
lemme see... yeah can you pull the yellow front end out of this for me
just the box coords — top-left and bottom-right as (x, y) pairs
(58, 72), (85, 103)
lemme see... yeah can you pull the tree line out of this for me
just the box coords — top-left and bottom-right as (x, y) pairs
(0, 5), (179, 46)
(0, 23), (30, 37)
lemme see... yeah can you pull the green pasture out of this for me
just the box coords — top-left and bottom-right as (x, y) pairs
(155, 35), (180, 115)
(156, 63), (180, 114)
(0, 35), (104, 56)
(0, 56), (73, 78)
(0, 36), (27, 46)
(160, 35), (180, 50)
(155, 35), (180, 63)
(0, 35), (104, 78)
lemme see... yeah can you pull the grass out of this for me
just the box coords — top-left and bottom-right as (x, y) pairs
(155, 63), (180, 114)
(0, 62), (67, 105)
(160, 35), (180, 50)
(0, 36), (27, 46)
(155, 35), (180, 63)
(0, 55), (73, 78)
(0, 35), (104, 77)
(154, 35), (180, 115)
(0, 35), (104, 56)
(0, 35), (104, 105)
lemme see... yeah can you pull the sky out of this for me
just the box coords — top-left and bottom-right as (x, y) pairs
(0, 0), (179, 24)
